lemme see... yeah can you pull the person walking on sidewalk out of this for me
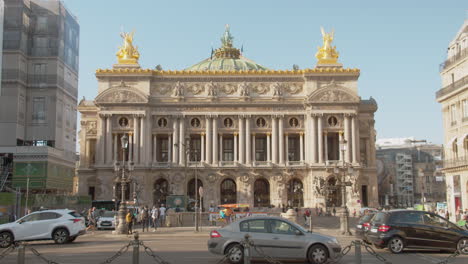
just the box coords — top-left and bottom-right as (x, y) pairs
(304, 208), (311, 226)
(151, 205), (159, 231)
(141, 206), (149, 232)
(126, 209), (134, 235)
(159, 204), (166, 227)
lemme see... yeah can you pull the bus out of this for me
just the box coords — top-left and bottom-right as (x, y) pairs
(91, 200), (116, 211)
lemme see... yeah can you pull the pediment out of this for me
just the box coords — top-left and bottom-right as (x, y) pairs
(95, 87), (148, 104)
(306, 88), (360, 103)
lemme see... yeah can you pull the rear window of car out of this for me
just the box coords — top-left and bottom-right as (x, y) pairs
(68, 211), (82, 218)
(361, 214), (374, 222)
(240, 219), (268, 233)
(371, 212), (387, 224)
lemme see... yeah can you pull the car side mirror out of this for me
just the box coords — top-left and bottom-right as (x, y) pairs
(295, 230), (303, 236)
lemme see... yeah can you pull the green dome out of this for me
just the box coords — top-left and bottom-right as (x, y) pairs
(186, 56), (268, 71)
(185, 25), (269, 71)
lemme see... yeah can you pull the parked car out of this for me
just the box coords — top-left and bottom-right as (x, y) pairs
(207, 216), (341, 264)
(365, 209), (468, 254)
(97, 211), (117, 230)
(0, 209), (86, 248)
(355, 212), (375, 243)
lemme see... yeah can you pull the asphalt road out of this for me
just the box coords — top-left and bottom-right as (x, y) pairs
(0, 229), (467, 264)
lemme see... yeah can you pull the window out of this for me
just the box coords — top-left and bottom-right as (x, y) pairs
(269, 220), (299, 235)
(255, 136), (267, 161)
(157, 137), (169, 162)
(223, 136), (234, 161)
(119, 117), (129, 127)
(328, 116), (338, 126)
(288, 136), (300, 161)
(391, 212), (423, 224)
(39, 212), (61, 220)
(462, 100), (468, 119)
(422, 213), (447, 228)
(20, 213), (41, 222)
(158, 118), (168, 128)
(289, 118), (299, 127)
(450, 104), (457, 125)
(240, 219), (268, 233)
(189, 136), (201, 161)
(224, 118), (233, 128)
(33, 63), (47, 83)
(32, 97), (46, 122)
(36, 16), (47, 31)
(191, 118), (201, 128)
(256, 118), (266, 127)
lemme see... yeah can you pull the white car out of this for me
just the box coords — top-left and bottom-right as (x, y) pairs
(97, 211), (117, 229)
(0, 209), (86, 248)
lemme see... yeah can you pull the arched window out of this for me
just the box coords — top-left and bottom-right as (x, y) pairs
(187, 179), (203, 211)
(287, 179), (304, 207)
(325, 177), (341, 208)
(153, 179), (169, 206)
(220, 179), (236, 204)
(254, 179), (270, 207)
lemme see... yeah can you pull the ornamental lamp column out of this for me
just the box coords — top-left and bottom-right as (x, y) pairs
(335, 138), (352, 236)
(116, 134), (129, 235)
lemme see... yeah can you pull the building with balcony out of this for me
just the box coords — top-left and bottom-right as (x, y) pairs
(0, 0), (79, 193)
(436, 19), (468, 221)
(77, 26), (379, 211)
(376, 138), (445, 208)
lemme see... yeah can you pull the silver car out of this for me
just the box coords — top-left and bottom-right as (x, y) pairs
(208, 216), (341, 264)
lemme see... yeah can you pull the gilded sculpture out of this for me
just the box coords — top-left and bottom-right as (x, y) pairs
(315, 27), (340, 65)
(116, 31), (140, 64)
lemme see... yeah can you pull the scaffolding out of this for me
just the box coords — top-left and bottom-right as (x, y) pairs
(395, 153), (414, 206)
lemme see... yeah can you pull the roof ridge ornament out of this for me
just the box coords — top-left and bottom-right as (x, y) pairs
(213, 25), (241, 59)
(115, 30), (140, 67)
(221, 24), (234, 48)
(315, 27), (342, 67)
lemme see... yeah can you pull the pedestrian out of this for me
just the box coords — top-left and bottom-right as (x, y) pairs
(159, 204), (166, 227)
(445, 210), (450, 220)
(151, 205), (159, 231)
(318, 207), (323, 216)
(225, 207), (233, 223)
(209, 204), (215, 213)
(141, 206), (149, 232)
(126, 209), (134, 234)
(353, 208), (357, 218)
(86, 207), (97, 233)
(332, 207), (336, 216)
(304, 208), (311, 226)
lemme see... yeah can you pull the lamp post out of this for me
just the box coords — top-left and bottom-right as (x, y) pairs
(333, 138), (353, 236)
(114, 134), (134, 235)
(181, 136), (200, 232)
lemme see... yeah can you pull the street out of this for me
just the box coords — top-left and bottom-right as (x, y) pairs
(0, 227), (467, 264)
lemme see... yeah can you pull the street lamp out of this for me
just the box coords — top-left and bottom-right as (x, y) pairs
(114, 134), (134, 235)
(179, 136), (200, 232)
(332, 138), (353, 235)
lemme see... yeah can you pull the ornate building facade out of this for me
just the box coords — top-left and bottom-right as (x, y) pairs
(77, 26), (379, 211)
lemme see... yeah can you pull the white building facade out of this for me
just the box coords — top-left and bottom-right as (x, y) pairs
(77, 27), (379, 211)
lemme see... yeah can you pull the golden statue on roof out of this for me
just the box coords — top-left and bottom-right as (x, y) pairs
(116, 31), (140, 64)
(315, 27), (340, 65)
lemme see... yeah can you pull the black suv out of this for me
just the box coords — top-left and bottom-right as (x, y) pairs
(366, 210), (468, 254)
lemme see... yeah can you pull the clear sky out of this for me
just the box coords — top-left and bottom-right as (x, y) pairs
(62, 0), (467, 144)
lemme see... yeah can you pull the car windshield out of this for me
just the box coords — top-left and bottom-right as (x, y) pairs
(360, 214), (374, 222)
(101, 211), (117, 218)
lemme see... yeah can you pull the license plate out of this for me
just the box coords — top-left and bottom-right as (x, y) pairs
(371, 228), (378, 233)
(357, 225), (362, 228)
(101, 223), (111, 226)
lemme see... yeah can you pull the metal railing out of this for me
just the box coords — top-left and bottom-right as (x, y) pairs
(442, 157), (468, 169)
(440, 47), (468, 72)
(436, 75), (468, 99)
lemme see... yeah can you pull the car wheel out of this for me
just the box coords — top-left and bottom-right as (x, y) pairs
(388, 237), (404, 254)
(0, 232), (13, 248)
(457, 238), (468, 255)
(53, 228), (69, 244)
(308, 244), (329, 264)
(225, 244), (244, 264)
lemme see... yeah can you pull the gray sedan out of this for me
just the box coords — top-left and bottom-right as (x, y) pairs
(207, 216), (341, 264)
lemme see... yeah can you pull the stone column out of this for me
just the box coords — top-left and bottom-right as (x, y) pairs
(219, 134), (224, 162)
(267, 132), (271, 163)
(351, 115), (358, 164)
(97, 114), (105, 164)
(106, 115), (112, 164)
(311, 115), (317, 163)
(86, 139), (91, 166)
(212, 117), (218, 165)
(133, 116), (140, 164)
(179, 117), (185, 166)
(129, 134), (133, 161)
(245, 117), (251, 165)
(285, 133), (289, 163)
(153, 134), (157, 163)
(140, 116), (145, 164)
(272, 116), (278, 164)
(344, 115), (351, 163)
(239, 117), (245, 164)
(252, 133), (256, 163)
(324, 132), (328, 162)
(279, 117), (284, 164)
(300, 132), (304, 163)
(113, 134), (118, 162)
(172, 117), (179, 164)
(146, 115), (153, 165)
(317, 115), (323, 164)
(234, 132), (238, 163)
(168, 133), (172, 163)
(206, 117), (212, 164)
(201, 132), (205, 162)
